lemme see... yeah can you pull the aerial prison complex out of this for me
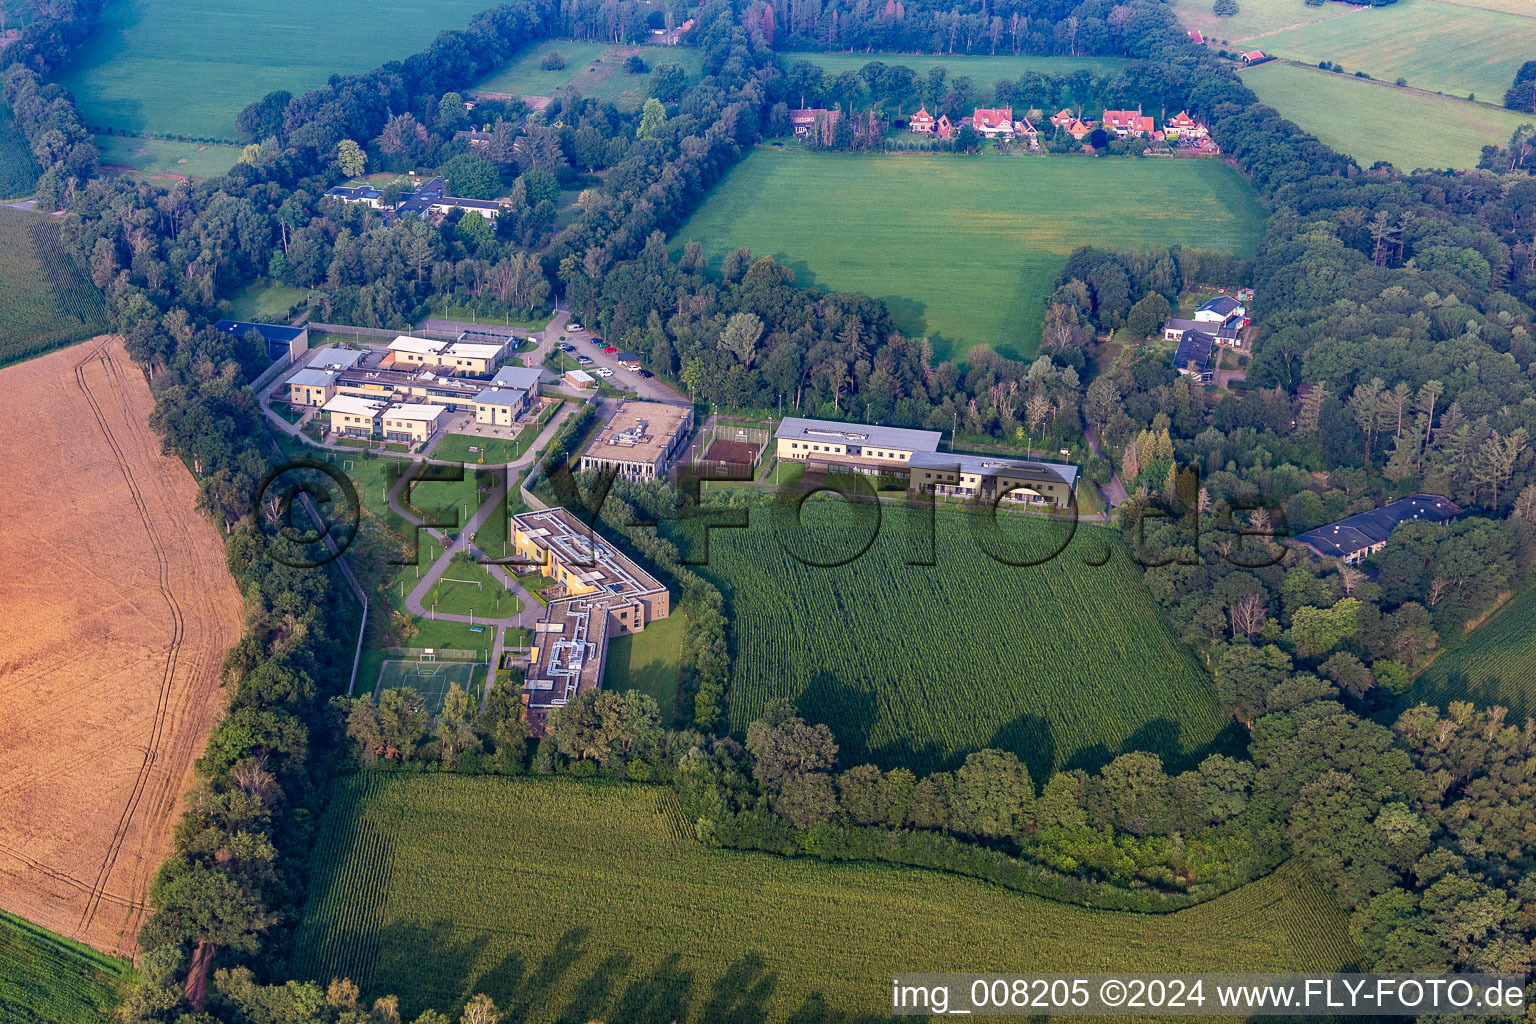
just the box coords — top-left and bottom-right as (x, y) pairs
(511, 507), (672, 735)
(774, 417), (1080, 508)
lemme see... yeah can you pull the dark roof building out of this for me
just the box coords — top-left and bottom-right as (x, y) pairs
(214, 319), (310, 362)
(1293, 493), (1460, 565)
(1172, 329), (1217, 382)
(1196, 295), (1243, 318)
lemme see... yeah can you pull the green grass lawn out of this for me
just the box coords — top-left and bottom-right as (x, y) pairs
(1254, 0), (1536, 101)
(474, 42), (703, 112)
(0, 910), (130, 1023)
(1169, 0), (1356, 43)
(1242, 62), (1536, 170)
(426, 555), (523, 620)
(675, 149), (1265, 361)
(227, 278), (308, 322)
(292, 775), (1360, 1023)
(0, 102), (41, 200)
(690, 503), (1238, 780)
(603, 613), (685, 725)
(0, 208), (110, 367)
(55, 0), (509, 138)
(1412, 589), (1536, 719)
(432, 424), (543, 466)
(95, 134), (241, 179)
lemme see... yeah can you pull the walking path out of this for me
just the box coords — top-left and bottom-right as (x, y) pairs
(1083, 422), (1126, 513)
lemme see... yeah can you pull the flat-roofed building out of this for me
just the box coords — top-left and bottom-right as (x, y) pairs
(472, 385), (531, 425)
(214, 319), (311, 363)
(442, 340), (507, 375)
(287, 367), (340, 406)
(774, 416), (1078, 510)
(387, 335), (451, 367)
(491, 365), (542, 391)
(512, 507), (671, 735)
(564, 369), (595, 389)
(578, 401), (693, 481)
(322, 395), (385, 437)
(380, 403), (447, 443)
(334, 365), (486, 410)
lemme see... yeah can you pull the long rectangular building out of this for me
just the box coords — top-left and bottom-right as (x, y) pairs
(512, 507), (671, 735)
(577, 401), (694, 481)
(773, 416), (1078, 509)
(1294, 493), (1459, 565)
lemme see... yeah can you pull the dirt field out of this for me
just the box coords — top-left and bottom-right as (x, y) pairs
(702, 438), (761, 466)
(0, 337), (242, 956)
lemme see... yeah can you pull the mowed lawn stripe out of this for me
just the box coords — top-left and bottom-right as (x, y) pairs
(675, 149), (1265, 361)
(292, 775), (1361, 1022)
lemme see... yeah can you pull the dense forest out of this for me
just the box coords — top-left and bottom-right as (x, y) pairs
(4, 0), (1536, 1016)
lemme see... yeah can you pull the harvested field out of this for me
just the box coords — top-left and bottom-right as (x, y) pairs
(0, 336), (242, 956)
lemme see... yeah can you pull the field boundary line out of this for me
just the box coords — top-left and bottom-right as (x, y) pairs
(1243, 58), (1526, 113)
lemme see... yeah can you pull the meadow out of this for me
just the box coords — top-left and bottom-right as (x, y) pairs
(691, 502), (1235, 780)
(675, 148), (1265, 361)
(1254, 0), (1536, 101)
(0, 102), (40, 199)
(291, 774), (1360, 1022)
(474, 41), (703, 111)
(781, 51), (1131, 82)
(227, 278), (309, 322)
(95, 134), (241, 180)
(54, 0), (504, 139)
(603, 611), (686, 724)
(0, 208), (110, 367)
(1241, 62), (1535, 171)
(0, 911), (129, 1023)
(1412, 589), (1536, 719)
(1168, 0), (1355, 42)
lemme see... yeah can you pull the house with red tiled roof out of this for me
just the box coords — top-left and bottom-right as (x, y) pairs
(1102, 108), (1155, 138)
(1016, 117), (1038, 145)
(936, 114), (955, 140)
(971, 107), (1016, 138)
(908, 108), (935, 134)
(1049, 108), (1076, 129)
(1240, 50), (1268, 64)
(789, 107), (837, 136)
(1188, 29), (1204, 44)
(1066, 118), (1093, 140)
(1163, 110), (1208, 139)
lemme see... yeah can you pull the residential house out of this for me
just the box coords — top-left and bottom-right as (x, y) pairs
(1162, 317), (1242, 348)
(935, 114), (955, 140)
(1294, 495), (1460, 565)
(789, 107), (837, 136)
(1102, 108), (1155, 138)
(1049, 108), (1076, 129)
(1195, 295), (1245, 323)
(1172, 329), (1218, 383)
(1016, 117), (1039, 145)
(1163, 110), (1208, 139)
(1066, 118), (1093, 141)
(971, 107), (1016, 138)
(454, 129), (494, 147)
(323, 184), (385, 208)
(908, 108), (936, 134)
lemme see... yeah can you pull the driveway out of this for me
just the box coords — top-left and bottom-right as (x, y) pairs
(540, 308), (689, 405)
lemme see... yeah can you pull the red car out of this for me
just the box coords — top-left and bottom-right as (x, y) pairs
(603, 346), (617, 354)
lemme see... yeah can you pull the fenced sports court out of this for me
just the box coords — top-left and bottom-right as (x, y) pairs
(374, 656), (481, 713)
(692, 422), (769, 480)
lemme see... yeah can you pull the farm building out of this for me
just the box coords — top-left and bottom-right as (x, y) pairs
(577, 401), (694, 481)
(214, 319), (310, 363)
(322, 395), (385, 437)
(1240, 50), (1269, 65)
(1293, 494), (1460, 565)
(774, 416), (1079, 509)
(512, 507), (671, 734)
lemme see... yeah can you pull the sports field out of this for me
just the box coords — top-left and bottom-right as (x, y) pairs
(1412, 589), (1536, 719)
(425, 557), (523, 620)
(603, 612), (685, 725)
(0, 910), (128, 1023)
(692, 502), (1235, 779)
(474, 41), (702, 111)
(1242, 63), (1535, 171)
(54, 0), (505, 138)
(293, 775), (1359, 1022)
(95, 135), (241, 181)
(375, 659), (482, 713)
(0, 209), (110, 367)
(1255, 0), (1536, 101)
(0, 103), (40, 200)
(675, 149), (1265, 361)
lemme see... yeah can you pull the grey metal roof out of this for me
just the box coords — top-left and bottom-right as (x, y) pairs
(1197, 295), (1242, 316)
(775, 416), (943, 453)
(307, 346), (364, 370)
(909, 450), (1079, 489)
(492, 366), (543, 390)
(1294, 494), (1460, 558)
(288, 368), (338, 387)
(473, 386), (528, 407)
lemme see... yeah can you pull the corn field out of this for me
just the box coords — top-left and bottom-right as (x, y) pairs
(290, 774), (1359, 1022)
(700, 502), (1234, 778)
(1413, 587), (1536, 719)
(0, 209), (109, 367)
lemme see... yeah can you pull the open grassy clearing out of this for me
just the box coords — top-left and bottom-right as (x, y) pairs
(292, 774), (1360, 1023)
(55, 0), (504, 139)
(426, 555), (523, 620)
(1412, 589), (1536, 719)
(0, 910), (130, 1023)
(690, 501), (1236, 780)
(1255, 0), (1536, 100)
(1423, 0), (1536, 17)
(603, 611), (685, 725)
(0, 208), (109, 367)
(1169, 0), (1356, 43)
(782, 51), (1132, 84)
(0, 102), (40, 199)
(474, 41), (701, 111)
(227, 278), (308, 322)
(675, 148), (1265, 361)
(94, 134), (241, 180)
(1242, 62), (1535, 170)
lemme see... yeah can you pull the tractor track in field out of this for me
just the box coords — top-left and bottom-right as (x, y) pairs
(70, 340), (186, 938)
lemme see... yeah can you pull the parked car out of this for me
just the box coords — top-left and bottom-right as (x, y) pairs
(589, 337), (604, 345)
(592, 367), (614, 378)
(575, 355), (593, 364)
(603, 346), (618, 354)
(637, 369), (654, 378)
(557, 343), (575, 352)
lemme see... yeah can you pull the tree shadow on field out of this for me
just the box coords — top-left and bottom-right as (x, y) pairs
(608, 952), (694, 1024)
(796, 673), (947, 776)
(787, 990), (916, 1024)
(558, 952), (633, 1023)
(700, 953), (778, 1024)
(986, 713), (1058, 789)
(374, 919), (493, 1021)
(497, 927), (589, 1023)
